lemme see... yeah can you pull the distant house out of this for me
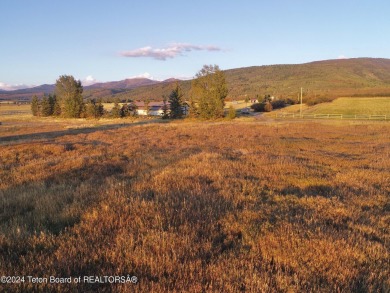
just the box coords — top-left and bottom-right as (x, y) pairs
(134, 101), (189, 117)
(134, 101), (163, 116)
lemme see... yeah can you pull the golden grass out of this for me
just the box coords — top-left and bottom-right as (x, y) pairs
(0, 119), (389, 292)
(0, 103), (31, 112)
(270, 97), (390, 117)
(306, 97), (390, 115)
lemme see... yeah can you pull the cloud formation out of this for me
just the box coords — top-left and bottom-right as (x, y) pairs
(120, 43), (222, 60)
(0, 82), (32, 91)
(338, 55), (348, 59)
(81, 75), (98, 86)
(129, 72), (155, 80)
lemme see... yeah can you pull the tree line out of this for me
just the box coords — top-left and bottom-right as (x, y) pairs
(32, 65), (233, 120)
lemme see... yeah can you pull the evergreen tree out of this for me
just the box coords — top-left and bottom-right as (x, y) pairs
(85, 99), (104, 119)
(227, 105), (236, 119)
(162, 96), (169, 119)
(48, 94), (57, 115)
(191, 65), (228, 119)
(111, 100), (122, 118)
(168, 84), (184, 119)
(130, 101), (138, 117)
(96, 99), (104, 117)
(121, 103), (133, 117)
(55, 75), (84, 118)
(40, 95), (52, 116)
(31, 95), (40, 116)
(53, 98), (61, 116)
(86, 99), (98, 118)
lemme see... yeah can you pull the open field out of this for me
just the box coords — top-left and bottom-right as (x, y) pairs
(305, 97), (390, 115)
(0, 104), (31, 116)
(269, 97), (390, 119)
(0, 118), (389, 292)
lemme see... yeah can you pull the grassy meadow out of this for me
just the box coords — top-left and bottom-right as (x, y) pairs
(0, 117), (389, 292)
(305, 97), (390, 115)
(270, 97), (390, 118)
(0, 103), (31, 115)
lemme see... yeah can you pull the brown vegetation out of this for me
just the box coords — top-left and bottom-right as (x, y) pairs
(0, 120), (389, 292)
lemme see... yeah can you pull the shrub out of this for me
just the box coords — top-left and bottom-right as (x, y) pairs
(305, 96), (335, 106)
(251, 102), (273, 112)
(271, 99), (286, 109)
(251, 103), (264, 112)
(285, 98), (296, 105)
(263, 102), (273, 112)
(227, 105), (237, 119)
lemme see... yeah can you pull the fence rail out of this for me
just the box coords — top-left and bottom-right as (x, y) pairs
(276, 113), (389, 120)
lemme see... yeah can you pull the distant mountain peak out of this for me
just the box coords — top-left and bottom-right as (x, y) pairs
(2, 58), (390, 102)
(162, 78), (180, 83)
(85, 77), (160, 90)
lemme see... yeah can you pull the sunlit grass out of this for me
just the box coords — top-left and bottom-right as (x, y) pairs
(0, 119), (389, 292)
(305, 97), (390, 115)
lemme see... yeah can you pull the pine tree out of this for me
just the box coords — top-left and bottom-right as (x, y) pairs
(48, 94), (57, 115)
(31, 95), (40, 116)
(168, 83), (183, 119)
(40, 95), (52, 116)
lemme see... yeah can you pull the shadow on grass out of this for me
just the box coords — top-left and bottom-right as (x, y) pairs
(0, 142), (203, 238)
(0, 119), (170, 145)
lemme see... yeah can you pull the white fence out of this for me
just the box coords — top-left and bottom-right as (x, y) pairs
(276, 113), (389, 120)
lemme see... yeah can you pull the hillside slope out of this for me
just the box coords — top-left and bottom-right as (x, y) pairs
(2, 58), (390, 102)
(107, 58), (390, 102)
(226, 58), (390, 100)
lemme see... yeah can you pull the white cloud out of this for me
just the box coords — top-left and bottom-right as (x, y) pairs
(337, 55), (348, 59)
(120, 43), (223, 61)
(81, 75), (98, 86)
(128, 72), (155, 80)
(0, 82), (33, 91)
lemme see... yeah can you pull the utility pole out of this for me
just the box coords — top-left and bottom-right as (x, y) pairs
(300, 87), (303, 117)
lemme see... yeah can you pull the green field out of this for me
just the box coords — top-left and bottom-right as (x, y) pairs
(305, 97), (390, 115)
(271, 97), (390, 117)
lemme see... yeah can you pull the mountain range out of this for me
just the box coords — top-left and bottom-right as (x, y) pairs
(1, 58), (390, 102)
(0, 78), (175, 101)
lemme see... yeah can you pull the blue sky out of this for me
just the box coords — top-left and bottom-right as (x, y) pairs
(1, 0), (390, 89)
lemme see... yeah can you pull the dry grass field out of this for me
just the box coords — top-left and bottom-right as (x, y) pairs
(270, 97), (390, 117)
(305, 97), (390, 115)
(0, 118), (389, 292)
